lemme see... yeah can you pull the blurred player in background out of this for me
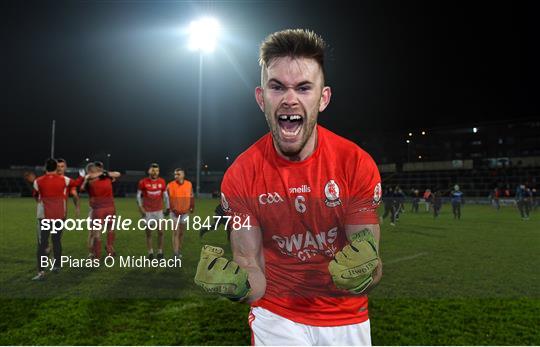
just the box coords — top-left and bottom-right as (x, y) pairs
(43, 158), (83, 257)
(411, 188), (420, 213)
(423, 188), (433, 212)
(490, 187), (501, 210)
(381, 187), (397, 226)
(137, 163), (169, 260)
(450, 184), (464, 219)
(432, 188), (442, 218)
(515, 184), (531, 220)
(393, 185), (405, 220)
(504, 185), (511, 198)
(80, 161), (121, 259)
(194, 29), (382, 345)
(167, 168), (194, 259)
(32, 158), (81, 280)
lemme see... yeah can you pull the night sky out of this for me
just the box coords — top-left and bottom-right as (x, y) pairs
(3, 1), (539, 171)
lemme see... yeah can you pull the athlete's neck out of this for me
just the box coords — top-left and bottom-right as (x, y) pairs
(274, 126), (318, 162)
(176, 179), (184, 184)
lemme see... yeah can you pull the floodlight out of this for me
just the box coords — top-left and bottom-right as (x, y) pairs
(188, 17), (220, 53)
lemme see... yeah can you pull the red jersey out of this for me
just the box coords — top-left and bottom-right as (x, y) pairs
(85, 175), (115, 211)
(221, 125), (382, 327)
(33, 173), (73, 219)
(138, 177), (167, 212)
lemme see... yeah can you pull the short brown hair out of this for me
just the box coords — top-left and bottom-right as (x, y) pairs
(259, 29), (327, 76)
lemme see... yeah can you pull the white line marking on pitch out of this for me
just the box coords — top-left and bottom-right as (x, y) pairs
(386, 252), (429, 264)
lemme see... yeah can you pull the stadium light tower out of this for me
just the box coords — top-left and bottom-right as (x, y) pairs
(106, 153), (111, 170)
(188, 17), (220, 197)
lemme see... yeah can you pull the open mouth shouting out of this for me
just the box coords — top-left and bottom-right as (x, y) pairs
(277, 113), (304, 142)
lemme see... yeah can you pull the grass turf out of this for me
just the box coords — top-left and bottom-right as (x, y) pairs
(0, 198), (538, 345)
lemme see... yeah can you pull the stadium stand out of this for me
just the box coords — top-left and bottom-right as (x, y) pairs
(381, 166), (539, 197)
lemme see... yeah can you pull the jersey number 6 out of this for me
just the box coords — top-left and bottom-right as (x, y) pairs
(295, 195), (307, 214)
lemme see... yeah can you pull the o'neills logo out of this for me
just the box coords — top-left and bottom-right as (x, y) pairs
(289, 185), (311, 194)
(324, 179), (341, 207)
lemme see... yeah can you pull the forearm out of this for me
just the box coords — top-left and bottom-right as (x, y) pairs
(230, 227), (266, 303)
(163, 191), (170, 209)
(80, 177), (89, 192)
(136, 190), (144, 207)
(107, 171), (121, 179)
(233, 254), (266, 303)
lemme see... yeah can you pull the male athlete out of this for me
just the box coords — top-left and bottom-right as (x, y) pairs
(423, 188), (433, 212)
(167, 168), (194, 259)
(381, 187), (397, 226)
(137, 163), (169, 259)
(515, 184), (531, 220)
(194, 29), (382, 345)
(37, 158), (82, 261)
(80, 161), (121, 259)
(32, 159), (82, 280)
(450, 184), (464, 219)
(411, 188), (420, 213)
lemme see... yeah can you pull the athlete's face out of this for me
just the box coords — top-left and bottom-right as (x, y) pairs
(174, 170), (185, 182)
(255, 57), (331, 160)
(56, 162), (66, 175)
(149, 167), (159, 179)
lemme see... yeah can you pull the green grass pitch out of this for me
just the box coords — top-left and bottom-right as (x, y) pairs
(0, 198), (538, 345)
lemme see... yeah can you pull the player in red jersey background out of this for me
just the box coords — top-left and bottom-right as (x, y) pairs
(32, 158), (83, 280)
(137, 163), (169, 260)
(39, 158), (84, 258)
(80, 161), (121, 259)
(194, 29), (383, 345)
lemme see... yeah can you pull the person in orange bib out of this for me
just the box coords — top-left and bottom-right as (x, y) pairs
(167, 168), (194, 259)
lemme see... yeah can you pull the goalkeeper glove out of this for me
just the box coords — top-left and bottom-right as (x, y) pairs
(194, 245), (251, 301)
(328, 229), (379, 294)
